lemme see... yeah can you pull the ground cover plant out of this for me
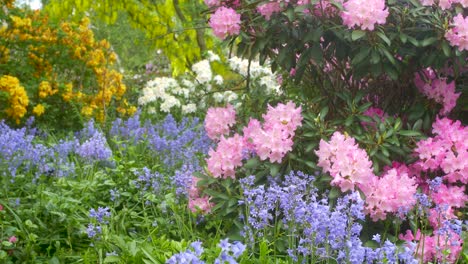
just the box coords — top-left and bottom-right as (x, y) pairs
(0, 0), (467, 263)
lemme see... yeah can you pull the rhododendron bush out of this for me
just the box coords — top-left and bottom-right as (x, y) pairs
(1, 0), (467, 263)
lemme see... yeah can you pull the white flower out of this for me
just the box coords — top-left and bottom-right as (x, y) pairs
(207, 50), (221, 62)
(213, 92), (224, 103)
(160, 95), (181, 113)
(213, 75), (223, 85)
(147, 107), (157, 114)
(182, 103), (197, 114)
(192, 60), (212, 84)
(223, 91), (238, 103)
(259, 76), (282, 95)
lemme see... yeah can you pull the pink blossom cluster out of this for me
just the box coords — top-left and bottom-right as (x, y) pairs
(341, 0), (389, 31)
(363, 169), (418, 221)
(244, 101), (303, 163)
(208, 6), (241, 39)
(204, 0), (221, 7)
(316, 133), (420, 220)
(257, 2), (282, 20)
(445, 14), (468, 51)
(204, 104), (236, 140)
(188, 176), (214, 214)
(313, 0), (343, 17)
(430, 183), (467, 209)
(256, 0), (311, 20)
(205, 101), (303, 178)
(414, 117), (467, 184)
(206, 134), (245, 178)
(414, 68), (460, 115)
(420, 0), (468, 9)
(315, 131), (375, 192)
(361, 106), (387, 129)
(400, 229), (462, 263)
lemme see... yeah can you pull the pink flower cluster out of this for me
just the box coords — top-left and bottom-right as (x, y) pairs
(414, 117), (467, 184)
(445, 14), (468, 52)
(364, 169), (418, 221)
(245, 101), (303, 163)
(207, 134), (245, 178)
(188, 176), (214, 214)
(414, 68), (460, 115)
(420, 0), (468, 9)
(204, 0), (221, 7)
(204, 104), (236, 140)
(316, 133), (419, 221)
(313, 0), (343, 17)
(400, 229), (462, 263)
(361, 106), (387, 129)
(205, 102), (302, 178)
(315, 131), (375, 192)
(209, 6), (241, 39)
(257, 2), (282, 20)
(341, 0), (389, 31)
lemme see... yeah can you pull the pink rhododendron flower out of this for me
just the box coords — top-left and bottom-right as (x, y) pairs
(313, 0), (343, 17)
(188, 176), (201, 198)
(204, 0), (221, 7)
(209, 7), (241, 39)
(399, 229), (462, 263)
(204, 104), (236, 140)
(242, 118), (262, 151)
(188, 196), (214, 214)
(257, 2), (282, 20)
(8, 236), (17, 243)
(363, 169), (418, 221)
(250, 123), (295, 163)
(244, 101), (302, 163)
(446, 14), (468, 51)
(361, 106), (387, 129)
(414, 117), (467, 184)
(206, 134), (244, 178)
(341, 0), (389, 30)
(428, 207), (456, 229)
(315, 131), (375, 192)
(262, 101), (302, 137)
(414, 68), (460, 115)
(430, 184), (467, 209)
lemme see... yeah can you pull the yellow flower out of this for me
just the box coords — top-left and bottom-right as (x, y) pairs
(81, 106), (93, 117)
(127, 106), (137, 116)
(38, 81), (53, 98)
(33, 104), (45, 116)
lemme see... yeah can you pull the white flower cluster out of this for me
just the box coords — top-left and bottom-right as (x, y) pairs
(138, 52), (241, 115)
(138, 51), (283, 116)
(228, 57), (282, 95)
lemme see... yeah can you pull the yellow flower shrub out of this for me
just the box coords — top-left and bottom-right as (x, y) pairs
(32, 104), (45, 116)
(0, 1), (134, 126)
(0, 75), (30, 124)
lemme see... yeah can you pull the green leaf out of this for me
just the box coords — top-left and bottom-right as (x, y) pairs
(442, 41), (451, 57)
(270, 164), (280, 177)
(351, 30), (366, 41)
(412, 119), (423, 131)
(351, 48), (370, 65)
(244, 157), (260, 169)
(399, 33), (408, 44)
(319, 106), (329, 121)
(141, 248), (158, 264)
(421, 37), (438, 47)
(399, 130), (422, 137)
(376, 31), (391, 46)
(104, 256), (121, 263)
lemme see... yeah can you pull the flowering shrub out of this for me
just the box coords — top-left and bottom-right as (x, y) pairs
(205, 101), (302, 178)
(0, 4), (134, 126)
(138, 51), (282, 118)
